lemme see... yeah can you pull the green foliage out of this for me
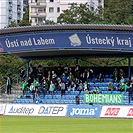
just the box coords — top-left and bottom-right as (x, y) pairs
(57, 3), (101, 24)
(18, 9), (31, 26)
(0, 54), (25, 85)
(7, 21), (17, 28)
(58, 1), (133, 25)
(103, 0), (133, 25)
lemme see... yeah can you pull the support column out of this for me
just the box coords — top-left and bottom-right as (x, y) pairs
(76, 57), (79, 64)
(128, 57), (131, 79)
(26, 59), (30, 78)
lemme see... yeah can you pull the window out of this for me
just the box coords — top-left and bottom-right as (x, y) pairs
(50, 0), (54, 2)
(57, 7), (60, 13)
(49, 7), (54, 13)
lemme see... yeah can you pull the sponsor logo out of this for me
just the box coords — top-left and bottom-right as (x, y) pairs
(104, 108), (120, 116)
(69, 34), (81, 47)
(70, 107), (98, 116)
(127, 108), (133, 116)
(8, 106), (34, 115)
(38, 106), (64, 114)
(0, 105), (4, 113)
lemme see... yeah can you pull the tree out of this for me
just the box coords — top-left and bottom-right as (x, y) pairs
(103, 0), (133, 24)
(58, 1), (133, 25)
(18, 9), (30, 26)
(57, 3), (101, 24)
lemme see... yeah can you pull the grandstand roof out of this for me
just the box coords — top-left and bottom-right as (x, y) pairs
(0, 24), (133, 59)
(0, 24), (133, 35)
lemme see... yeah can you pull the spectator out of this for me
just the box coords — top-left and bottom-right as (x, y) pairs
(119, 69), (125, 79)
(67, 72), (74, 85)
(84, 81), (89, 91)
(126, 84), (133, 104)
(75, 94), (80, 105)
(68, 81), (76, 91)
(29, 83), (35, 93)
(42, 79), (48, 96)
(74, 77), (80, 89)
(35, 95), (42, 104)
(21, 80), (27, 95)
(49, 80), (55, 97)
(56, 63), (62, 76)
(64, 64), (69, 76)
(27, 76), (33, 88)
(6, 76), (12, 95)
(91, 86), (97, 94)
(88, 68), (93, 81)
(97, 73), (104, 82)
(37, 65), (43, 84)
(20, 68), (25, 82)
(60, 73), (67, 83)
(59, 81), (66, 97)
(96, 87), (102, 94)
(74, 64), (80, 79)
(107, 82), (114, 93)
(118, 76), (129, 92)
(34, 88), (39, 101)
(82, 68), (89, 83)
(29, 64), (34, 78)
(77, 82), (84, 93)
(113, 68), (118, 83)
(51, 70), (57, 84)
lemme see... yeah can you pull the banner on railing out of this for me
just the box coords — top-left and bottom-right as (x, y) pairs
(84, 94), (123, 104)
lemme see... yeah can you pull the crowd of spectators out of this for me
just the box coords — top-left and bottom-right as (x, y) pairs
(20, 64), (133, 103)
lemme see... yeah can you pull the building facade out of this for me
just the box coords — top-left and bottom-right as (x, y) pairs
(0, 0), (23, 29)
(29, 0), (104, 26)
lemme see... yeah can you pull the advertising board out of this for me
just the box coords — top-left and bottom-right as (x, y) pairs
(4, 104), (67, 116)
(0, 32), (132, 53)
(0, 104), (6, 115)
(67, 105), (101, 118)
(100, 106), (133, 118)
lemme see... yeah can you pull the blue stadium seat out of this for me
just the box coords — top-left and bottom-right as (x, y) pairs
(55, 99), (60, 104)
(75, 91), (79, 95)
(103, 83), (108, 87)
(80, 95), (84, 100)
(89, 82), (95, 87)
(43, 99), (47, 104)
(47, 99), (51, 104)
(12, 99), (17, 103)
(56, 95), (61, 99)
(103, 87), (108, 91)
(105, 75), (109, 78)
(80, 91), (85, 95)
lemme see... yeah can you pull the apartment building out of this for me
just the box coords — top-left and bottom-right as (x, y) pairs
(0, 0), (24, 29)
(29, 0), (104, 26)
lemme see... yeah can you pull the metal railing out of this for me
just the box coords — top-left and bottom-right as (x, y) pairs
(0, 76), (22, 103)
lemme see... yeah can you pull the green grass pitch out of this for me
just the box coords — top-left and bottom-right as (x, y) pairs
(0, 116), (133, 133)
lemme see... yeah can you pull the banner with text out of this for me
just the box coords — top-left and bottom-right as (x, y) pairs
(67, 105), (101, 118)
(100, 106), (133, 118)
(84, 94), (123, 104)
(0, 32), (132, 53)
(4, 104), (67, 116)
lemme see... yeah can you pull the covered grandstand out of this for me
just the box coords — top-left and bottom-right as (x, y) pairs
(0, 24), (133, 105)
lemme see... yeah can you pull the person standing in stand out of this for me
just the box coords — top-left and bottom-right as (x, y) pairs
(126, 84), (133, 104)
(6, 76), (12, 95)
